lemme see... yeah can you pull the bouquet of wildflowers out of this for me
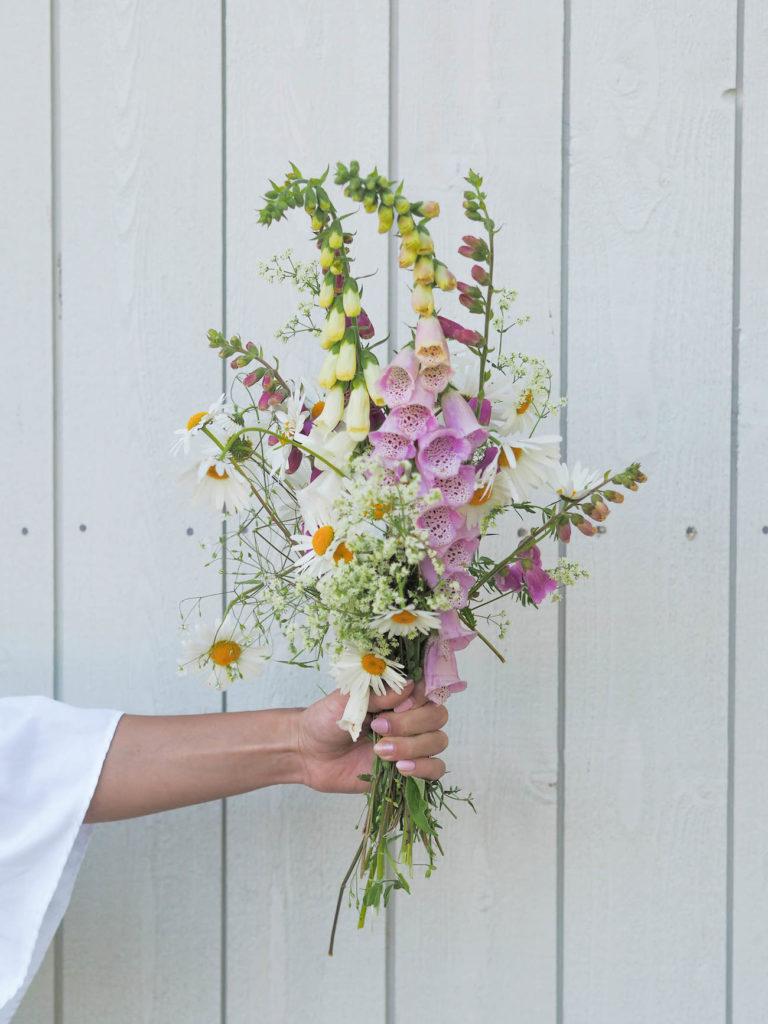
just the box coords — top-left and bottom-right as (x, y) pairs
(174, 161), (646, 951)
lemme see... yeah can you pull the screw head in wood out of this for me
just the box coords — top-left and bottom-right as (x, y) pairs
(686, 526), (697, 540)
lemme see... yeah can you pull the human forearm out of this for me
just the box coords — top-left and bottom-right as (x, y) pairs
(85, 708), (303, 823)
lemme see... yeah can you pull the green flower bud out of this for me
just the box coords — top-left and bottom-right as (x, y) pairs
(363, 192), (378, 213)
(335, 338), (357, 381)
(394, 195), (411, 214)
(378, 204), (394, 233)
(342, 278), (362, 317)
(328, 221), (344, 249)
(318, 272), (335, 309)
(397, 212), (415, 235)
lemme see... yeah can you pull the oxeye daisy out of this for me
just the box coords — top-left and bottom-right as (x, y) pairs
(550, 460), (604, 500)
(371, 606), (440, 637)
(267, 381), (309, 477)
(331, 646), (407, 740)
(192, 456), (250, 513)
(170, 395), (227, 455)
(291, 523), (354, 578)
(496, 434), (561, 502)
(461, 469), (514, 529)
(179, 618), (269, 691)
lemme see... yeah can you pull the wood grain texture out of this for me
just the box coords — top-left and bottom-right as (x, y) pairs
(563, 3), (736, 1021)
(0, 3), (56, 1021)
(55, 2), (224, 1021)
(223, 2), (390, 1020)
(392, 3), (563, 1020)
(733, 2), (768, 1020)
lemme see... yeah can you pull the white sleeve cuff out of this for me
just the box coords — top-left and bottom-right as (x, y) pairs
(0, 697), (122, 1017)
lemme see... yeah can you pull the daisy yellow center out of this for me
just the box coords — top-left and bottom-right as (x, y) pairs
(312, 525), (335, 555)
(210, 640), (241, 666)
(186, 411), (207, 431)
(206, 466), (229, 480)
(361, 653), (386, 676)
(311, 400), (325, 419)
(371, 501), (391, 520)
(469, 485), (493, 506)
(516, 391), (533, 415)
(333, 542), (353, 564)
(391, 610), (417, 624)
(499, 446), (522, 470)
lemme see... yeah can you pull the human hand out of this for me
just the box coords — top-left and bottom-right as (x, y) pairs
(296, 681), (449, 794)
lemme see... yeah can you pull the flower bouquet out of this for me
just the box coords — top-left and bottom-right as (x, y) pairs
(175, 161), (646, 952)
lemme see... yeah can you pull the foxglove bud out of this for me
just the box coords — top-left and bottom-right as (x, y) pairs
(342, 278), (362, 317)
(471, 264), (490, 286)
(402, 229), (421, 251)
(636, 471), (647, 483)
(399, 243), (417, 268)
(572, 515), (597, 537)
(558, 520), (572, 543)
(417, 228), (434, 255)
(459, 293), (484, 314)
(357, 309), (375, 340)
(320, 299), (346, 348)
(319, 245), (334, 271)
(381, 190), (395, 207)
(345, 381), (371, 440)
(363, 192), (378, 213)
(412, 282), (435, 316)
(336, 338), (357, 381)
(286, 446), (303, 475)
(397, 212), (415, 235)
(459, 235), (489, 261)
(315, 383), (345, 432)
(242, 367), (265, 388)
(378, 204), (394, 233)
(394, 195), (411, 214)
(328, 221), (344, 249)
(318, 272), (335, 309)
(434, 261), (456, 291)
(603, 489), (624, 504)
(413, 255), (435, 285)
(419, 200), (440, 219)
(362, 352), (385, 407)
(311, 212), (326, 232)
(317, 349), (338, 389)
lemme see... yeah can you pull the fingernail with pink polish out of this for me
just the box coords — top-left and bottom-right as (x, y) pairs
(370, 717), (389, 734)
(394, 698), (415, 714)
(374, 741), (395, 755)
(396, 760), (416, 772)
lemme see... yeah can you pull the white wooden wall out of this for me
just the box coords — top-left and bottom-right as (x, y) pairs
(0, 2), (764, 1022)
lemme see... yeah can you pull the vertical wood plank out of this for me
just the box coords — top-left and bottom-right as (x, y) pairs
(733, 2), (768, 1019)
(223, 2), (390, 1020)
(56, 3), (224, 1021)
(393, 3), (563, 1019)
(0, 3), (56, 1021)
(564, 3), (735, 1020)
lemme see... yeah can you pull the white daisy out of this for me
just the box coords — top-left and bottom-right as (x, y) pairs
(450, 351), (516, 424)
(180, 617), (269, 691)
(461, 469), (514, 529)
(495, 382), (543, 437)
(296, 469), (345, 533)
(303, 425), (357, 474)
(550, 461), (604, 500)
(371, 606), (441, 637)
(497, 434), (561, 502)
(170, 395), (227, 455)
(331, 646), (408, 740)
(266, 382), (309, 477)
(192, 456), (250, 514)
(291, 522), (353, 578)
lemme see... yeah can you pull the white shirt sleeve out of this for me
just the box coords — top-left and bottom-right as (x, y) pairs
(0, 697), (122, 1021)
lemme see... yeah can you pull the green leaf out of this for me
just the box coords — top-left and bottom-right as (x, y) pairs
(405, 777), (432, 834)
